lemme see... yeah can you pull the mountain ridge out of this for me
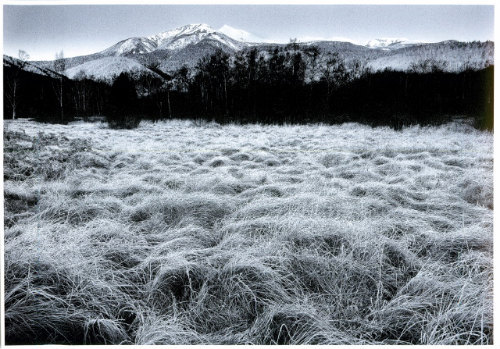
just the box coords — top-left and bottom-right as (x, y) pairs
(17, 23), (494, 82)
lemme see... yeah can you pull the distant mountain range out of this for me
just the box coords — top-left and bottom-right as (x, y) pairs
(5, 23), (494, 82)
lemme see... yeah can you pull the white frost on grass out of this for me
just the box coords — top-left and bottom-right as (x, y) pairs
(3, 119), (493, 345)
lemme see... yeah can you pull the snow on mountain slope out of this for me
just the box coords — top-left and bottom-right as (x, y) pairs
(149, 23), (247, 51)
(156, 40), (230, 72)
(218, 24), (263, 43)
(97, 24), (248, 58)
(366, 38), (417, 50)
(3, 55), (62, 78)
(65, 56), (157, 81)
(148, 23), (213, 45)
(102, 37), (157, 56)
(366, 41), (494, 72)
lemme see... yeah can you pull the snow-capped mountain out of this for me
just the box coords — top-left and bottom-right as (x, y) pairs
(366, 38), (417, 50)
(101, 23), (247, 57)
(148, 23), (247, 51)
(34, 23), (250, 80)
(101, 37), (157, 56)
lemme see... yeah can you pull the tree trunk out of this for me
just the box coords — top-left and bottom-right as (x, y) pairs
(60, 78), (64, 122)
(224, 75), (228, 115)
(12, 80), (17, 119)
(167, 90), (172, 118)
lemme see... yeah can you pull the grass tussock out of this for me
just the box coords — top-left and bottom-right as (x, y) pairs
(3, 119), (493, 344)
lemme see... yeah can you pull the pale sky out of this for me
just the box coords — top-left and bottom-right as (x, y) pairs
(3, 4), (494, 60)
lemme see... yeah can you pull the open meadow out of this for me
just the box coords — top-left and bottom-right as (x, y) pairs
(3, 119), (493, 344)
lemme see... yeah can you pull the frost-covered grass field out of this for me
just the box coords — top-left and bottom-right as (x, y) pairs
(3, 119), (493, 345)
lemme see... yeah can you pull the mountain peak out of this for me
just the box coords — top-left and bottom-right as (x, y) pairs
(218, 24), (262, 43)
(146, 23), (247, 52)
(102, 37), (157, 56)
(365, 38), (417, 50)
(178, 23), (215, 32)
(150, 23), (215, 41)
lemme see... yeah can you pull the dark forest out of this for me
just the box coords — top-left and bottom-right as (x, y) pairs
(3, 47), (494, 131)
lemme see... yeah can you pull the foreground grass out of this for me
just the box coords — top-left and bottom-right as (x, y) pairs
(3, 119), (493, 344)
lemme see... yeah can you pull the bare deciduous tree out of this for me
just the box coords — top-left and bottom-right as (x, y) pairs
(53, 50), (66, 122)
(5, 50), (30, 119)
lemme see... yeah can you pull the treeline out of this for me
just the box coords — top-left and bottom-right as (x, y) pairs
(181, 48), (493, 130)
(3, 47), (494, 130)
(334, 67), (494, 129)
(4, 65), (108, 123)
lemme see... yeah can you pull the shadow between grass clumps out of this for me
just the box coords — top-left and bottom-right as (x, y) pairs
(128, 192), (233, 229)
(147, 259), (208, 311)
(3, 187), (39, 227)
(4, 259), (132, 345)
